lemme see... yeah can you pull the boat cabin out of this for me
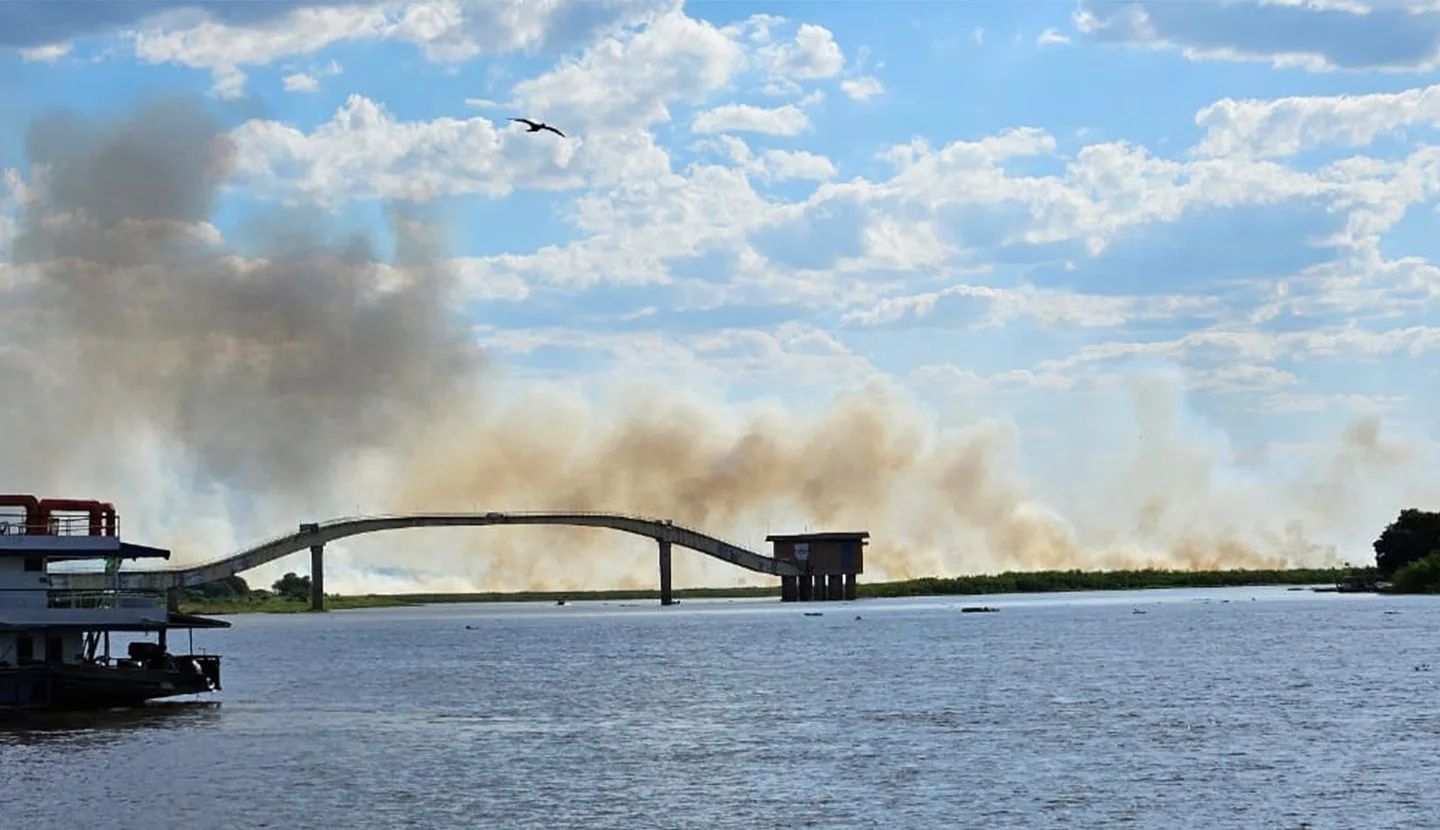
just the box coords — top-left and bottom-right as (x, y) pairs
(0, 495), (228, 710)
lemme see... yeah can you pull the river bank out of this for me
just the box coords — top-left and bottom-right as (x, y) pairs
(176, 566), (1351, 615)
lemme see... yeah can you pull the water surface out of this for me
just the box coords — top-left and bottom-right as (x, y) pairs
(5, 586), (1437, 829)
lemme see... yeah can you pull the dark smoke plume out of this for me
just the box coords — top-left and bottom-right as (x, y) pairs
(2, 96), (480, 499)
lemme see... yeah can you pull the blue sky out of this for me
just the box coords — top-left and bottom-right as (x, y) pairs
(2, 0), (1439, 590)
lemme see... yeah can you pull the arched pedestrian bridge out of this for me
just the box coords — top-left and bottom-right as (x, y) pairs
(49, 512), (808, 609)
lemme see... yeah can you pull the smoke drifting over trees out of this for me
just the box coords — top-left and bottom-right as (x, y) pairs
(0, 95), (1432, 593)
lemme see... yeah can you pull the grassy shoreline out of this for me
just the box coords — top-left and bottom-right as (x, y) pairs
(177, 566), (1352, 615)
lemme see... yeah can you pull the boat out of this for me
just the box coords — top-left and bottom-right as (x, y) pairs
(0, 494), (229, 712)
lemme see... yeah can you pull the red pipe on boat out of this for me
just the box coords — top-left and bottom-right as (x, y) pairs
(0, 494), (40, 534)
(98, 502), (117, 537)
(36, 498), (106, 537)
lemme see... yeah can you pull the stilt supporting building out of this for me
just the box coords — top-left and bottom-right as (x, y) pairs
(769, 531), (867, 603)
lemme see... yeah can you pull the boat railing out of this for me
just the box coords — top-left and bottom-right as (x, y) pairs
(45, 588), (165, 611)
(0, 514), (121, 537)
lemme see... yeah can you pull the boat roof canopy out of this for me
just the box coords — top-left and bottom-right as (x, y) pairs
(0, 612), (232, 632)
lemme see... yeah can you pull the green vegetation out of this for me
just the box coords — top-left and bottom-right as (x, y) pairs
(1388, 551), (1440, 594)
(852, 567), (1347, 597)
(271, 572), (313, 602)
(1373, 508), (1440, 582)
(175, 566), (1351, 615)
(179, 593), (418, 614)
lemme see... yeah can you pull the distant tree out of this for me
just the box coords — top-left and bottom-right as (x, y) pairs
(1373, 509), (1440, 577)
(272, 572), (312, 601)
(1390, 551), (1440, 594)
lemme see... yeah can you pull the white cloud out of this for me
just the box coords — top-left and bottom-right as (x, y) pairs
(695, 135), (838, 182)
(0, 168), (22, 258)
(226, 53), (1440, 345)
(475, 322), (876, 387)
(282, 58), (342, 94)
(1037, 28), (1072, 46)
(1195, 83), (1440, 158)
(853, 123), (1436, 259)
(20, 41), (72, 62)
(510, 10), (746, 131)
(759, 149), (838, 182)
(842, 283), (1217, 330)
(756, 22), (844, 80)
(840, 76), (884, 101)
(229, 95), (589, 204)
(1073, 0), (1440, 73)
(130, 0), (675, 98)
(283, 72), (320, 92)
(692, 102), (811, 135)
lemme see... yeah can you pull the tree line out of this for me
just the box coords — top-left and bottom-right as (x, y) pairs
(181, 572), (312, 603)
(1372, 508), (1440, 593)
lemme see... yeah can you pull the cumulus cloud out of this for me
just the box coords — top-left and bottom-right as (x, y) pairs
(840, 76), (884, 101)
(127, 0), (678, 97)
(755, 22), (844, 79)
(0, 0), (336, 50)
(229, 95), (587, 204)
(1074, 0), (1440, 72)
(692, 102), (811, 135)
(510, 9), (746, 131)
(1194, 83), (1440, 158)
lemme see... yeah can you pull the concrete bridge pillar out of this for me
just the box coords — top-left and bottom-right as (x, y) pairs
(658, 539), (674, 606)
(310, 544), (325, 612)
(844, 572), (856, 601)
(780, 575), (797, 602)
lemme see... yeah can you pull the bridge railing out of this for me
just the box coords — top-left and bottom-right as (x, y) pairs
(170, 512), (680, 572)
(97, 511), (784, 579)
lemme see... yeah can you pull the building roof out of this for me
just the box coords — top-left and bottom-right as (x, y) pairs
(765, 532), (869, 543)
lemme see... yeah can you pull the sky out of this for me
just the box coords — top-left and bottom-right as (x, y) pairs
(1, 0), (1439, 593)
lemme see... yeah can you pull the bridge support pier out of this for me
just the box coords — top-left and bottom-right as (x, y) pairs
(780, 575), (797, 602)
(310, 544), (325, 612)
(844, 572), (856, 601)
(826, 574), (843, 601)
(658, 539), (673, 606)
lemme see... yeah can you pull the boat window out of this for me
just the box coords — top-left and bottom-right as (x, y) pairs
(23, 556), (43, 572)
(16, 636), (33, 663)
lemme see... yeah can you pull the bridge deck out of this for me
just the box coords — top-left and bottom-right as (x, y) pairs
(49, 512), (799, 592)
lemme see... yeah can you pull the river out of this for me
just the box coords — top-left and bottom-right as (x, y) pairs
(4, 586), (1438, 829)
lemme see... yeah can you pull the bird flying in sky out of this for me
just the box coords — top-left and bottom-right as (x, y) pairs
(510, 118), (565, 138)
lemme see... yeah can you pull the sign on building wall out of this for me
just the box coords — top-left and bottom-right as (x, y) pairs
(794, 543), (809, 563)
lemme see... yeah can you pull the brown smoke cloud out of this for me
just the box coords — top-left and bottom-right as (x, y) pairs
(0, 95), (1433, 594)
